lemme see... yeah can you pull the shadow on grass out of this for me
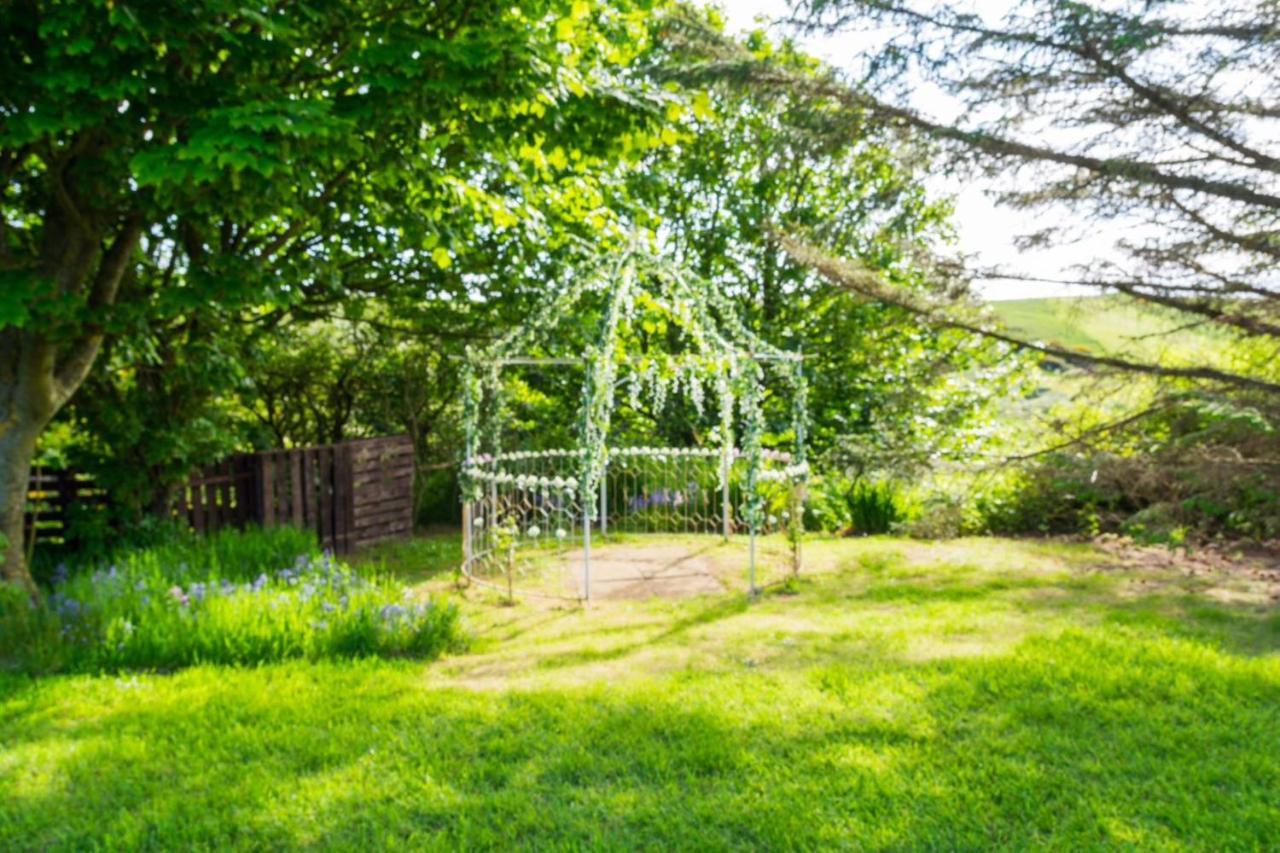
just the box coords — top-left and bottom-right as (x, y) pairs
(532, 595), (751, 671)
(1, 628), (1276, 849)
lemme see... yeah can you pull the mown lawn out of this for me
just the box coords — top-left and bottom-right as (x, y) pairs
(2, 536), (1277, 849)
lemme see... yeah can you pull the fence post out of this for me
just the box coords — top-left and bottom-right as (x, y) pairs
(58, 469), (78, 549)
(258, 453), (274, 527)
(338, 443), (356, 554)
(462, 500), (472, 567)
(290, 451), (304, 528)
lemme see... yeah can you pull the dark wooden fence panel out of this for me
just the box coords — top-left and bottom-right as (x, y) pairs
(178, 456), (257, 534)
(26, 435), (415, 556)
(348, 436), (414, 549)
(23, 468), (107, 548)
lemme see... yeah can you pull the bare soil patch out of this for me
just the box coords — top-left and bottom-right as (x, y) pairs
(565, 543), (725, 600)
(1089, 534), (1280, 604)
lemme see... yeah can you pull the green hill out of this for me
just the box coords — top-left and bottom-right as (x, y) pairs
(990, 295), (1227, 364)
(986, 295), (1245, 423)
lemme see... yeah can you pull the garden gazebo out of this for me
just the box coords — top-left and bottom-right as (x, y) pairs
(460, 244), (809, 601)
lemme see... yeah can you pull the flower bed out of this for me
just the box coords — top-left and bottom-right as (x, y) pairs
(1, 529), (464, 674)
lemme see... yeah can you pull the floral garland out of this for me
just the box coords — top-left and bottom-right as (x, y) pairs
(578, 252), (636, 519)
(464, 446), (792, 470)
(758, 462), (811, 483)
(459, 241), (809, 535)
(739, 359), (769, 531)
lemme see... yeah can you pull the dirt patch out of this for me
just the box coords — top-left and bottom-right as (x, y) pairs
(564, 543), (725, 600)
(1089, 535), (1280, 604)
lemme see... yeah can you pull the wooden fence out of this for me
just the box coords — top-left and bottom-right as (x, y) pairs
(23, 468), (108, 549)
(26, 435), (415, 555)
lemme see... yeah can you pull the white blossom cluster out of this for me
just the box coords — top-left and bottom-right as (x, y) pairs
(468, 448), (583, 466)
(758, 462), (811, 482)
(610, 446), (720, 458)
(465, 470), (579, 490)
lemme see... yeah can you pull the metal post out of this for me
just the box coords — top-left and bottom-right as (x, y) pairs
(462, 501), (472, 567)
(721, 446), (731, 542)
(582, 497), (592, 602)
(600, 459), (608, 536)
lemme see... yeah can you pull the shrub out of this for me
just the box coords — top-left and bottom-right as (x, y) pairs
(803, 475), (850, 534)
(899, 494), (967, 540)
(970, 397), (1280, 541)
(2, 528), (465, 674)
(846, 481), (903, 535)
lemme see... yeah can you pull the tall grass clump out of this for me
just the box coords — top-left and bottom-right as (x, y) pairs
(846, 481), (903, 534)
(1, 527), (465, 674)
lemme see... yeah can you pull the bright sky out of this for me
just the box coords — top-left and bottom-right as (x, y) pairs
(719, 0), (1109, 301)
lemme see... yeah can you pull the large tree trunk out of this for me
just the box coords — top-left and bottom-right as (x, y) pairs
(0, 332), (59, 596)
(0, 420), (41, 595)
(0, 208), (142, 592)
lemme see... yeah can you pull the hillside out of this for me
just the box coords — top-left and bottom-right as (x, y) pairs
(990, 295), (1227, 363)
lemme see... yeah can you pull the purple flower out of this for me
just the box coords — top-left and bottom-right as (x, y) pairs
(380, 604), (407, 623)
(168, 585), (189, 606)
(52, 593), (82, 619)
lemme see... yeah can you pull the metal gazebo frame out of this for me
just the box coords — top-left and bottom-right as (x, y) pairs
(459, 247), (808, 602)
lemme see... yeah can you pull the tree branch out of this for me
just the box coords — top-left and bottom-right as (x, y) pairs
(53, 215), (144, 405)
(776, 233), (1280, 396)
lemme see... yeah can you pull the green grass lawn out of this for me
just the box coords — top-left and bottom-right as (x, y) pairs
(2, 535), (1277, 849)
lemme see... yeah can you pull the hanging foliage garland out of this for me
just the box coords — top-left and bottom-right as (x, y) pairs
(459, 240), (810, 546)
(579, 255), (634, 518)
(460, 357), (481, 501)
(736, 359), (766, 532)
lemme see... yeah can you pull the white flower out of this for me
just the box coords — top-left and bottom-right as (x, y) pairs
(473, 516), (485, 528)
(555, 528), (568, 540)
(526, 525), (542, 538)
(768, 515), (778, 526)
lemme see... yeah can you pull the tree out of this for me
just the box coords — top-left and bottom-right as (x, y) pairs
(638, 16), (1016, 470)
(674, 1), (1279, 394)
(0, 0), (668, 591)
